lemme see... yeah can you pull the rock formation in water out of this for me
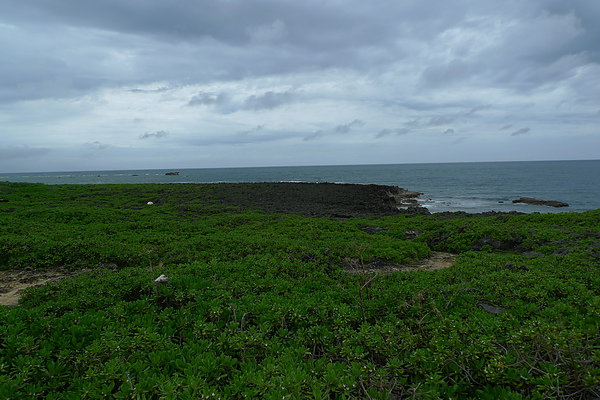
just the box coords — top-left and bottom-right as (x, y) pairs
(512, 197), (569, 207)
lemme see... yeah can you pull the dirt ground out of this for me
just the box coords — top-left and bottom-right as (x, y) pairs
(342, 251), (457, 275)
(0, 268), (83, 307)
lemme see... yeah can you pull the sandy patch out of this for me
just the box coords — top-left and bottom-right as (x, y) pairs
(0, 268), (80, 307)
(343, 251), (457, 274)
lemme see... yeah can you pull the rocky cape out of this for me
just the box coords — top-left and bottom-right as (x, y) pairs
(159, 182), (430, 218)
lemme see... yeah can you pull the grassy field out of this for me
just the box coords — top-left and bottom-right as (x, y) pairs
(1, 181), (599, 399)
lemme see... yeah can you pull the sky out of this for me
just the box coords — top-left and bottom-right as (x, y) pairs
(1, 0), (599, 173)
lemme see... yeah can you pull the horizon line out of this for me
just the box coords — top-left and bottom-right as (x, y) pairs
(2, 158), (599, 176)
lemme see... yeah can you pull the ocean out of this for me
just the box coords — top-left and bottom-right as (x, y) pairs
(2, 160), (599, 214)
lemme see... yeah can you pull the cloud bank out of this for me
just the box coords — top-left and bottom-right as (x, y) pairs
(0, 0), (599, 172)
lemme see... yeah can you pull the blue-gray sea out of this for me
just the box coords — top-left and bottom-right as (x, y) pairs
(2, 160), (599, 214)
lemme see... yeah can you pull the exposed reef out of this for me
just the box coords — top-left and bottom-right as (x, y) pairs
(512, 197), (569, 207)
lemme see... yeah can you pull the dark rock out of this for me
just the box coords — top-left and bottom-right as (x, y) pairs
(98, 263), (119, 270)
(330, 214), (353, 219)
(473, 235), (504, 251)
(551, 238), (576, 246)
(387, 188), (427, 210)
(428, 231), (452, 248)
(588, 241), (600, 250)
(523, 251), (545, 258)
(553, 247), (572, 255)
(181, 182), (429, 218)
(472, 234), (524, 252)
(512, 197), (569, 207)
(361, 226), (388, 234)
(502, 263), (530, 271)
(478, 302), (506, 315)
(398, 206), (430, 216)
(588, 242), (600, 259)
(405, 229), (424, 240)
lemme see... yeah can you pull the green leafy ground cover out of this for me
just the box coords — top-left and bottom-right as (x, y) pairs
(1, 182), (600, 399)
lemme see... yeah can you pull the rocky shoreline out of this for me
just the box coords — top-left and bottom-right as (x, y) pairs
(187, 182), (430, 218)
(163, 183), (571, 218)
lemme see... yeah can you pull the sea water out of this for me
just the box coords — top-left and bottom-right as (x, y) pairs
(2, 160), (599, 214)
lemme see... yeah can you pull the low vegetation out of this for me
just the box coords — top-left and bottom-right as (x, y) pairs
(1, 181), (599, 399)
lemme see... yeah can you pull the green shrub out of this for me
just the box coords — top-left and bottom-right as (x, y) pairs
(1, 182), (599, 398)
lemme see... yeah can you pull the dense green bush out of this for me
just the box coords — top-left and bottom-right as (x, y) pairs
(1, 182), (599, 398)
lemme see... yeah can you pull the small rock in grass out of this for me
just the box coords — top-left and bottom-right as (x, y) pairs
(478, 302), (506, 315)
(154, 274), (171, 286)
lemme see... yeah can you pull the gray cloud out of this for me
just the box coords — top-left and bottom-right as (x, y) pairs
(140, 130), (168, 139)
(443, 129), (455, 135)
(238, 125), (266, 136)
(403, 120), (421, 129)
(426, 115), (458, 127)
(465, 105), (491, 115)
(247, 20), (288, 45)
(511, 127), (531, 136)
(1, 1), (599, 171)
(243, 91), (294, 111)
(85, 141), (112, 151)
(303, 130), (325, 141)
(0, 146), (50, 160)
(128, 86), (172, 94)
(376, 128), (411, 138)
(426, 105), (490, 127)
(188, 92), (229, 107)
(420, 59), (472, 88)
(335, 119), (365, 134)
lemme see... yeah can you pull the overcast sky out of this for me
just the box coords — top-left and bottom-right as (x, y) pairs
(1, 0), (599, 173)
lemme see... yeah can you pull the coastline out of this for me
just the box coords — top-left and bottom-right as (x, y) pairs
(2, 160), (598, 213)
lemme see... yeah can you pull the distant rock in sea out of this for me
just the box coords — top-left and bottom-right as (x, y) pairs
(512, 197), (569, 207)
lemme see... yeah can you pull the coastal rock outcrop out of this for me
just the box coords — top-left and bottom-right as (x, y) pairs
(189, 182), (430, 218)
(512, 197), (569, 208)
(386, 187), (425, 209)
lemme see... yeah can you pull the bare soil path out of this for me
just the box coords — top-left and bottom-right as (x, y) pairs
(343, 251), (457, 274)
(0, 268), (81, 307)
